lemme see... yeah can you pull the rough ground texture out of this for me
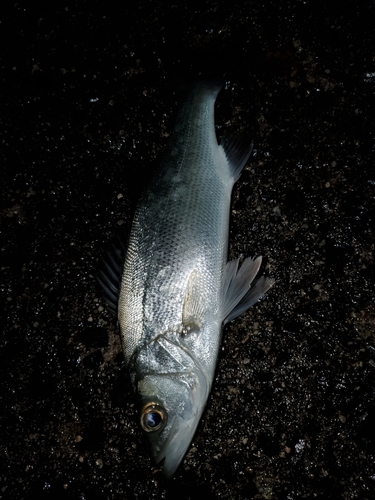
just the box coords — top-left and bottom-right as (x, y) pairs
(1, 1), (374, 499)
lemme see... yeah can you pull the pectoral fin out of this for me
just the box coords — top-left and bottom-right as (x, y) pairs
(222, 256), (274, 325)
(181, 269), (207, 332)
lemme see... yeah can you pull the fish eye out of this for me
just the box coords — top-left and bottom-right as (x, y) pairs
(140, 403), (167, 432)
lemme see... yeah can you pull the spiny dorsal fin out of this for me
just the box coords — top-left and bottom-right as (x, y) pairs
(222, 256), (274, 325)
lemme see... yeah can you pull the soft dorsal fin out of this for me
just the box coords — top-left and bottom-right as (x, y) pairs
(95, 228), (129, 314)
(220, 132), (254, 182)
(222, 256), (274, 325)
(182, 269), (207, 332)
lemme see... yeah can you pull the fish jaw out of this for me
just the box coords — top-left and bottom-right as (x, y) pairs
(156, 406), (205, 478)
(134, 332), (211, 478)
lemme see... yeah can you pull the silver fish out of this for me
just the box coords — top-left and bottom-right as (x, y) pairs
(98, 81), (273, 478)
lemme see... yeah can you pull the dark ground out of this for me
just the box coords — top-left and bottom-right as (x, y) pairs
(1, 1), (375, 499)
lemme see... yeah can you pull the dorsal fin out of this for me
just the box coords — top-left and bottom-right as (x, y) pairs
(222, 256), (274, 324)
(95, 228), (129, 314)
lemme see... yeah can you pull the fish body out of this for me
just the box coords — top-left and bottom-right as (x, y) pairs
(98, 81), (273, 478)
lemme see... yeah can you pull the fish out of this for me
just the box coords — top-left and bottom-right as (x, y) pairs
(97, 80), (273, 478)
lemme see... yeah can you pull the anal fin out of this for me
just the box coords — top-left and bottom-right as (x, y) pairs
(95, 228), (129, 314)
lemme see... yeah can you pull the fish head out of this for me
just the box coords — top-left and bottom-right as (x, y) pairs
(135, 337), (209, 478)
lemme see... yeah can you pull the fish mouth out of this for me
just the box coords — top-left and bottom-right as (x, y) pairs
(155, 409), (204, 478)
(155, 347), (211, 478)
(138, 335), (211, 478)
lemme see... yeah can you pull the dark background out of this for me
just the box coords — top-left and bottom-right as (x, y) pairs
(1, 1), (374, 498)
